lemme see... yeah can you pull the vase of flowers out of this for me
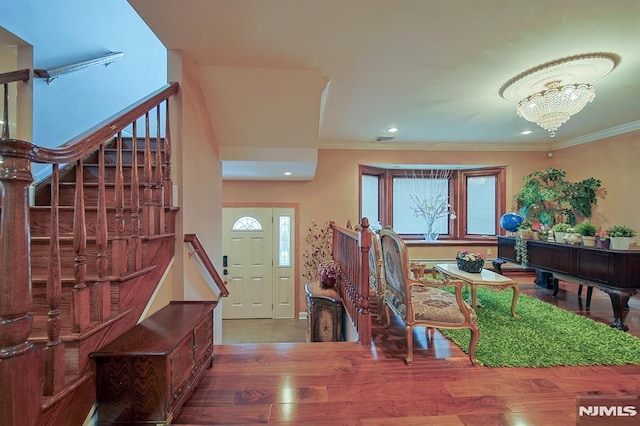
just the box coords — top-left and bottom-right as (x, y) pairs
(455, 250), (486, 273)
(317, 260), (341, 288)
(407, 169), (456, 242)
(595, 230), (610, 249)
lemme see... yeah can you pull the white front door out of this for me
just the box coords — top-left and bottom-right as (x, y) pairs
(222, 207), (295, 319)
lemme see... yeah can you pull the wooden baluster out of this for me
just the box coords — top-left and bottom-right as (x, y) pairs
(0, 139), (40, 425)
(142, 112), (154, 236)
(2, 82), (9, 138)
(43, 164), (65, 396)
(155, 105), (165, 234)
(129, 121), (142, 271)
(112, 133), (126, 276)
(163, 100), (173, 208)
(72, 158), (89, 332)
(94, 144), (110, 321)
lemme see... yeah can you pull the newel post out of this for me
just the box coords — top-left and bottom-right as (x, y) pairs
(0, 138), (41, 425)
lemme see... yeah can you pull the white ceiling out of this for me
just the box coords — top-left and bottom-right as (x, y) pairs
(129, 0), (640, 179)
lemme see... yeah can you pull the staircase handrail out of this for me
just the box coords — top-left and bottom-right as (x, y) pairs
(32, 82), (178, 164)
(184, 233), (230, 297)
(34, 51), (124, 84)
(0, 68), (30, 85)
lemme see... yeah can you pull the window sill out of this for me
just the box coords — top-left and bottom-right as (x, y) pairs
(405, 238), (497, 247)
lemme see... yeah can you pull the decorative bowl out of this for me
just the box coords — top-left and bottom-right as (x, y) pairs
(456, 258), (484, 273)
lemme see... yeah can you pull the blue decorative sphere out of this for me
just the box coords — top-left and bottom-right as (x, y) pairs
(500, 212), (524, 232)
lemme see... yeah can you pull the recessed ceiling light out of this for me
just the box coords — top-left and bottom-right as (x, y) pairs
(284, 172), (292, 176)
(387, 127), (399, 133)
(520, 130), (534, 135)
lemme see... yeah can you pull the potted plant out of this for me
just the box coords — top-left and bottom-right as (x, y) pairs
(595, 230), (610, 249)
(563, 227), (583, 244)
(317, 260), (341, 288)
(517, 220), (533, 239)
(513, 167), (602, 226)
(551, 223), (571, 243)
(574, 221), (597, 247)
(607, 225), (637, 250)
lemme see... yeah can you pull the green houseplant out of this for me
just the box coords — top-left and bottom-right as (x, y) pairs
(513, 167), (602, 226)
(607, 225), (637, 238)
(574, 221), (597, 247)
(550, 222), (571, 243)
(574, 221), (597, 237)
(607, 225), (637, 250)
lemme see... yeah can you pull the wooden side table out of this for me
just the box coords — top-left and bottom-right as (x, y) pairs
(305, 280), (343, 342)
(434, 263), (519, 317)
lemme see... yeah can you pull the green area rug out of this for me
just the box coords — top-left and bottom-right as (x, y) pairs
(440, 287), (640, 367)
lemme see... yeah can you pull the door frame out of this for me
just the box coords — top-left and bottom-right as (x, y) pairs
(222, 202), (300, 319)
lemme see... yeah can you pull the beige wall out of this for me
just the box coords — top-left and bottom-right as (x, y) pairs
(146, 50), (226, 342)
(223, 132), (639, 313)
(223, 146), (554, 313)
(552, 130), (640, 232)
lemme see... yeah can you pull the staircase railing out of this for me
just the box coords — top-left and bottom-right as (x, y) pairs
(0, 78), (178, 425)
(330, 218), (372, 344)
(184, 233), (230, 297)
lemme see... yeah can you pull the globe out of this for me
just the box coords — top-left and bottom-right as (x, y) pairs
(500, 212), (524, 232)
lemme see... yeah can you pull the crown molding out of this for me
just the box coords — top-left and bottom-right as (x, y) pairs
(551, 120), (640, 150)
(318, 140), (552, 152)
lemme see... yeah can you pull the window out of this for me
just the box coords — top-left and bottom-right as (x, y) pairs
(361, 173), (380, 227)
(231, 216), (262, 231)
(359, 166), (505, 240)
(278, 215), (291, 267)
(466, 175), (496, 235)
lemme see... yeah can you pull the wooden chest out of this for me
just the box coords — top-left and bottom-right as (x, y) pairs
(91, 301), (216, 425)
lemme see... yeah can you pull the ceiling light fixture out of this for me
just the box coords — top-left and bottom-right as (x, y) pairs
(499, 53), (620, 137)
(519, 130), (534, 135)
(386, 127), (399, 133)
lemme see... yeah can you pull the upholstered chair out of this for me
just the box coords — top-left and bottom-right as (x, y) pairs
(379, 228), (479, 365)
(367, 230), (386, 322)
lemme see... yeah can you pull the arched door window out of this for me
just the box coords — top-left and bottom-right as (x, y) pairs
(231, 216), (263, 231)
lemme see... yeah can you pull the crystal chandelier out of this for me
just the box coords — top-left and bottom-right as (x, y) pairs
(500, 53), (620, 137)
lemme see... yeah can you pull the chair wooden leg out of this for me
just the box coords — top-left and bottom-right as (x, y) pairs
(405, 325), (413, 365)
(383, 304), (391, 328)
(468, 323), (480, 366)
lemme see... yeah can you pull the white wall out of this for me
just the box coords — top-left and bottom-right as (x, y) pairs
(0, 0), (167, 148)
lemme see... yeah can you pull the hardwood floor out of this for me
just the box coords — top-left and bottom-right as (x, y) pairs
(221, 318), (307, 344)
(176, 272), (640, 425)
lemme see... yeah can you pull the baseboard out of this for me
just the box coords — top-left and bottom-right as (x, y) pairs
(298, 312), (308, 320)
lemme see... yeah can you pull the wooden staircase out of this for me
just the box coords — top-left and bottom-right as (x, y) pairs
(0, 79), (183, 425)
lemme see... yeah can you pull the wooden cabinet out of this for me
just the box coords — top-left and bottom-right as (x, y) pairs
(91, 301), (216, 425)
(305, 280), (343, 342)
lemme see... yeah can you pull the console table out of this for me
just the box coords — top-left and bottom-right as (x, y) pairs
(91, 301), (216, 425)
(494, 236), (640, 331)
(305, 279), (343, 342)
